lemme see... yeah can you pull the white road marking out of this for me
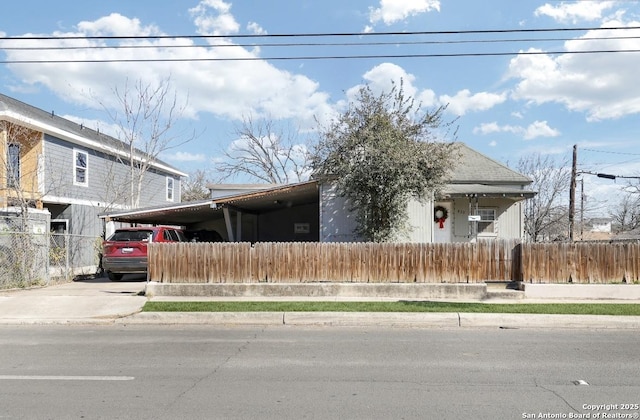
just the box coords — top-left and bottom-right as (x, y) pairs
(0, 375), (134, 381)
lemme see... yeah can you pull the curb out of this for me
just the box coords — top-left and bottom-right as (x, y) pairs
(116, 312), (640, 329)
(0, 318), (117, 326)
(459, 313), (640, 329)
(117, 312), (285, 325)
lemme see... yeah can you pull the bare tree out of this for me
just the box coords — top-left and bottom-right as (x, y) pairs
(517, 153), (571, 242)
(213, 115), (311, 184)
(101, 77), (195, 208)
(181, 169), (211, 201)
(610, 192), (640, 232)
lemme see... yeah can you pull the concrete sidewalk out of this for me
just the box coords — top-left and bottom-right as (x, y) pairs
(1, 277), (639, 328)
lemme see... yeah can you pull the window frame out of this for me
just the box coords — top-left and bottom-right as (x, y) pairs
(166, 177), (175, 202)
(73, 149), (89, 187)
(6, 143), (20, 188)
(477, 208), (497, 236)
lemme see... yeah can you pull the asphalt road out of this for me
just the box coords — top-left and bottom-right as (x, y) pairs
(1, 325), (639, 420)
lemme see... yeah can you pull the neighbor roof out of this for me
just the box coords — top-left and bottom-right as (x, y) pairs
(0, 93), (186, 177)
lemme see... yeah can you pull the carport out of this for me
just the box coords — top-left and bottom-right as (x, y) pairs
(99, 180), (320, 242)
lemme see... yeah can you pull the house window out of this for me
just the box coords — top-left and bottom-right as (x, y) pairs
(74, 150), (88, 187)
(6, 143), (20, 188)
(477, 208), (496, 235)
(166, 177), (174, 201)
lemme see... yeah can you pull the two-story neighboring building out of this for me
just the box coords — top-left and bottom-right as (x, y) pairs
(0, 93), (186, 240)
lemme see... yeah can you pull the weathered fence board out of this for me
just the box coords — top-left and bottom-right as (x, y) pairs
(148, 241), (640, 284)
(148, 240), (521, 283)
(521, 242), (640, 283)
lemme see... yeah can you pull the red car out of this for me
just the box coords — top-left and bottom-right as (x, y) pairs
(101, 226), (187, 281)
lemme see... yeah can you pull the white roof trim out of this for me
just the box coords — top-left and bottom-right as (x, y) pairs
(98, 200), (214, 219)
(0, 109), (187, 177)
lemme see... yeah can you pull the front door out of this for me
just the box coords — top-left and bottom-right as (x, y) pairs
(433, 203), (452, 243)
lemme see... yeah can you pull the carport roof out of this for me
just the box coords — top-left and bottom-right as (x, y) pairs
(99, 180), (320, 226)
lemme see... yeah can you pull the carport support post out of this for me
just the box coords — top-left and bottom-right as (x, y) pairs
(236, 211), (242, 241)
(223, 207), (235, 242)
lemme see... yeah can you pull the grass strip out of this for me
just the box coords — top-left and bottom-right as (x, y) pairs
(142, 301), (640, 316)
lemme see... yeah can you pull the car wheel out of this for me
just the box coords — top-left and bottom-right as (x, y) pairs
(107, 271), (124, 281)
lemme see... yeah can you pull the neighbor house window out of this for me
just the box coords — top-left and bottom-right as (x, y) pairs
(166, 177), (174, 201)
(74, 150), (88, 187)
(6, 143), (20, 188)
(477, 208), (496, 234)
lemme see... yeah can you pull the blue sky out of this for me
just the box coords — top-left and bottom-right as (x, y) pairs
(1, 0), (640, 217)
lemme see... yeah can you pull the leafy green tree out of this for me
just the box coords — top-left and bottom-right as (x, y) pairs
(311, 82), (458, 242)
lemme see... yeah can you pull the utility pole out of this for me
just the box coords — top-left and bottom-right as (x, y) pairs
(569, 144), (577, 242)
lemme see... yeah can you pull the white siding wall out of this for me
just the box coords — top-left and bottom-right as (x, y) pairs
(319, 183), (359, 242)
(405, 198), (433, 243)
(495, 200), (524, 240)
(452, 198), (472, 242)
(319, 183), (526, 243)
(451, 197), (524, 242)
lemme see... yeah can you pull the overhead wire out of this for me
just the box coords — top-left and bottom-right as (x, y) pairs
(1, 25), (640, 63)
(2, 34), (639, 51)
(2, 24), (639, 40)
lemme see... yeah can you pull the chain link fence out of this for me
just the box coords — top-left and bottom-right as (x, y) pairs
(0, 230), (102, 290)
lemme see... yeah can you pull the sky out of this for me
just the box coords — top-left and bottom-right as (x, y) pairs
(1, 0), (640, 218)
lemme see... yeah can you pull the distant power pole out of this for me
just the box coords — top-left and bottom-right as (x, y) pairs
(569, 144), (577, 242)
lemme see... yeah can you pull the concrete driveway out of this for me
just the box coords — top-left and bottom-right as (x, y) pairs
(0, 275), (148, 325)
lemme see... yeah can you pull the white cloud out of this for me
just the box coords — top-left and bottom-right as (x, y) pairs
(507, 22), (640, 121)
(247, 22), (266, 35)
(439, 89), (507, 116)
(473, 120), (560, 140)
(523, 120), (560, 140)
(168, 151), (207, 162)
(534, 1), (618, 24)
(344, 63), (437, 109)
(369, 0), (440, 25)
(1, 8), (335, 130)
(473, 122), (520, 136)
(189, 0), (240, 35)
(77, 13), (161, 37)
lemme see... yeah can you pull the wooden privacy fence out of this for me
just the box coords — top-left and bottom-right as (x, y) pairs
(148, 241), (520, 283)
(522, 242), (640, 284)
(148, 241), (640, 284)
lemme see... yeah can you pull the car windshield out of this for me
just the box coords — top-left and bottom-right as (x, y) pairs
(109, 230), (154, 242)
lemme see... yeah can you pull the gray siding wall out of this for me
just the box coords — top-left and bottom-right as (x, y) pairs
(43, 134), (181, 208)
(42, 134), (181, 236)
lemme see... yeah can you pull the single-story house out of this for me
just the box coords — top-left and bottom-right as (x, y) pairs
(100, 143), (536, 243)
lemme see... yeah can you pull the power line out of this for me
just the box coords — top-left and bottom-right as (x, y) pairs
(2, 48), (639, 64)
(582, 148), (640, 156)
(2, 34), (639, 52)
(2, 25), (638, 63)
(1, 25), (639, 41)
